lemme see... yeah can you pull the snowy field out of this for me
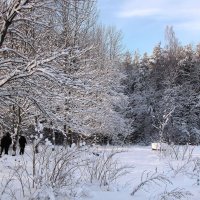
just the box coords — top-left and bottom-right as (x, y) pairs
(0, 144), (200, 200)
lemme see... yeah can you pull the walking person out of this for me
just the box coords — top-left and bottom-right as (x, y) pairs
(0, 132), (12, 155)
(19, 135), (27, 155)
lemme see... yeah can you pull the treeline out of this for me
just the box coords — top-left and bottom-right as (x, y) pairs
(123, 26), (200, 145)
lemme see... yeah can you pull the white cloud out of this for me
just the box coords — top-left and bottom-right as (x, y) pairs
(118, 0), (200, 19)
(119, 8), (160, 18)
(116, 0), (200, 33)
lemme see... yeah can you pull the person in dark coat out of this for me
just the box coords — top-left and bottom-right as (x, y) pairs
(19, 135), (27, 155)
(0, 132), (12, 155)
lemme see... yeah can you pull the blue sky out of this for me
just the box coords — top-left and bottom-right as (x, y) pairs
(97, 0), (200, 55)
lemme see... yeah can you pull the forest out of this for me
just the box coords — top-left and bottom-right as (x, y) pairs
(1, 0), (200, 147)
(123, 26), (200, 145)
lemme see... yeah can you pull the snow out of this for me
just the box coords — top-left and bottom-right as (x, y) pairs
(0, 145), (200, 199)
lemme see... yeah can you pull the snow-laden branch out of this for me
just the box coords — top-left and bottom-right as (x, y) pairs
(0, 0), (30, 47)
(0, 46), (92, 87)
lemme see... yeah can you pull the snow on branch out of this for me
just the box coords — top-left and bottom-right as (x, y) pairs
(0, 0), (30, 47)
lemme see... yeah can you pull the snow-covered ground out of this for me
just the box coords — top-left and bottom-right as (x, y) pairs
(82, 145), (200, 200)
(0, 144), (200, 200)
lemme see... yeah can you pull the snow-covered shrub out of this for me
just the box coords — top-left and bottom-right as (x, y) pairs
(31, 146), (84, 197)
(130, 170), (171, 196)
(82, 148), (133, 189)
(191, 158), (200, 186)
(157, 188), (192, 200)
(0, 146), (86, 199)
(163, 144), (195, 161)
(160, 144), (195, 177)
(156, 142), (195, 163)
(0, 169), (16, 199)
(167, 160), (193, 178)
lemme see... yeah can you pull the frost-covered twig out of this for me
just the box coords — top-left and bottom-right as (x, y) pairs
(167, 144), (195, 161)
(0, 169), (15, 199)
(83, 148), (134, 188)
(131, 171), (172, 196)
(158, 188), (192, 200)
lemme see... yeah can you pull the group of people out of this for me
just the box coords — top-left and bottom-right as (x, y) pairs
(0, 132), (27, 156)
